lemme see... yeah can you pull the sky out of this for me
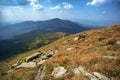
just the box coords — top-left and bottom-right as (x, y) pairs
(0, 0), (120, 25)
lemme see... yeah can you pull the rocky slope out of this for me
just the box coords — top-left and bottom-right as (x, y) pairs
(0, 24), (120, 80)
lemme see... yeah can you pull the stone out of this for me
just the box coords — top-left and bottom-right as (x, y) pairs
(78, 66), (87, 75)
(116, 40), (120, 45)
(85, 73), (99, 80)
(34, 66), (46, 80)
(103, 56), (117, 59)
(72, 68), (81, 74)
(52, 66), (67, 78)
(93, 72), (110, 80)
(26, 52), (42, 62)
(66, 48), (73, 51)
(74, 34), (86, 41)
(74, 37), (80, 41)
(17, 62), (36, 68)
(38, 60), (46, 65)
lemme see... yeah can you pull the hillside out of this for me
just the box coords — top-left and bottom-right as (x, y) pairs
(0, 24), (120, 80)
(0, 32), (68, 59)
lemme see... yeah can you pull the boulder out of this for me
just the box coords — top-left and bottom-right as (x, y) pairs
(116, 40), (120, 45)
(26, 52), (42, 62)
(38, 60), (46, 65)
(34, 66), (46, 80)
(17, 62), (36, 68)
(74, 34), (86, 41)
(52, 66), (67, 78)
(72, 68), (81, 74)
(78, 66), (87, 75)
(93, 72), (110, 80)
(85, 73), (99, 80)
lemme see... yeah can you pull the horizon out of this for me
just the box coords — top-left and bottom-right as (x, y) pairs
(0, 0), (120, 26)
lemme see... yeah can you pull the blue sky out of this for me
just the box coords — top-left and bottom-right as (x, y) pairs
(0, 0), (120, 25)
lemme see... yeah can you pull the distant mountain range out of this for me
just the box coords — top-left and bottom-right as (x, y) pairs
(0, 18), (89, 59)
(0, 18), (88, 40)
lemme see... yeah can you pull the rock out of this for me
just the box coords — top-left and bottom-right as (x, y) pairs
(38, 60), (46, 65)
(17, 62), (36, 68)
(74, 34), (86, 41)
(52, 66), (67, 78)
(85, 73), (99, 80)
(74, 36), (80, 41)
(34, 66), (46, 80)
(26, 52), (42, 62)
(116, 40), (120, 45)
(41, 54), (53, 60)
(103, 56), (117, 59)
(72, 68), (81, 74)
(66, 48), (73, 51)
(93, 72), (110, 80)
(6, 67), (16, 73)
(78, 66), (87, 75)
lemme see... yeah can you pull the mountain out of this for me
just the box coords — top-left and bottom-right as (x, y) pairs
(0, 24), (120, 80)
(0, 18), (88, 40)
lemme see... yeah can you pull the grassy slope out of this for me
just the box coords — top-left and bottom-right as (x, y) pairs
(0, 25), (120, 80)
(0, 32), (67, 59)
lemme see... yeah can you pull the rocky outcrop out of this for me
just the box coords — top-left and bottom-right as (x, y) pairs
(93, 72), (110, 80)
(72, 66), (110, 80)
(16, 62), (36, 68)
(85, 73), (99, 80)
(26, 52), (42, 62)
(52, 66), (67, 78)
(34, 66), (46, 80)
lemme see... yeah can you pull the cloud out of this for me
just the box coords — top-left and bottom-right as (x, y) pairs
(63, 3), (73, 9)
(28, 0), (43, 10)
(87, 0), (106, 6)
(51, 5), (61, 10)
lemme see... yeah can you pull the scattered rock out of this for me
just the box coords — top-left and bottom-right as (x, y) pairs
(103, 56), (117, 59)
(78, 66), (87, 75)
(34, 66), (46, 80)
(52, 66), (67, 78)
(41, 53), (53, 60)
(72, 68), (81, 74)
(26, 52), (42, 62)
(116, 40), (120, 45)
(74, 34), (86, 41)
(17, 62), (36, 68)
(93, 72), (110, 80)
(38, 60), (46, 65)
(66, 48), (73, 51)
(85, 73), (99, 80)
(74, 36), (80, 41)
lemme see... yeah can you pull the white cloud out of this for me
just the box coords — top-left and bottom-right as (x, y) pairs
(63, 3), (73, 9)
(51, 5), (61, 10)
(33, 4), (43, 10)
(28, 0), (43, 10)
(87, 0), (106, 6)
